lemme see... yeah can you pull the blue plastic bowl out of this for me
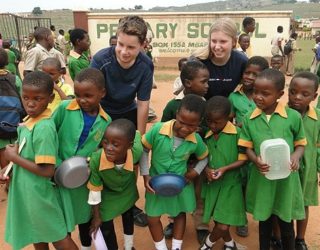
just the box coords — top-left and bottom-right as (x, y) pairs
(150, 173), (186, 197)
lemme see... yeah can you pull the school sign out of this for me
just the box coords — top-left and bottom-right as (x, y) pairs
(74, 11), (292, 58)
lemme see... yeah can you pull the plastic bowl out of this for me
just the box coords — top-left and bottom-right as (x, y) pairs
(150, 173), (186, 197)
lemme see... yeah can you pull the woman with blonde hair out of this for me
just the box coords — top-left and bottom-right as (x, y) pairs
(193, 17), (248, 100)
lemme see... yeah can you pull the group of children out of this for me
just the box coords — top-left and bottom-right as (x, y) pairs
(0, 18), (320, 250)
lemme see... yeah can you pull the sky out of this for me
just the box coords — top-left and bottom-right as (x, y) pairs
(1, 0), (220, 13)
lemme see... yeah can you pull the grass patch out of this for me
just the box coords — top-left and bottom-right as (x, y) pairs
(295, 39), (314, 72)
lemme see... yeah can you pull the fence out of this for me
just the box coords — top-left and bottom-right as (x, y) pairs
(0, 13), (51, 56)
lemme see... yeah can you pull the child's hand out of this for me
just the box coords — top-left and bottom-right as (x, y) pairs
(184, 168), (198, 183)
(255, 156), (269, 175)
(290, 154), (300, 172)
(89, 215), (102, 239)
(204, 167), (214, 182)
(143, 175), (155, 194)
(53, 82), (60, 91)
(5, 144), (18, 162)
(211, 167), (227, 180)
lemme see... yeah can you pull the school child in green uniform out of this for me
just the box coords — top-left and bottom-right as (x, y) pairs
(228, 56), (269, 238)
(140, 94), (209, 250)
(88, 119), (142, 250)
(229, 56), (269, 127)
(42, 57), (74, 112)
(68, 29), (91, 81)
(0, 71), (77, 250)
(200, 96), (247, 250)
(52, 68), (111, 250)
(287, 71), (320, 250)
(238, 69), (307, 250)
(161, 59), (209, 122)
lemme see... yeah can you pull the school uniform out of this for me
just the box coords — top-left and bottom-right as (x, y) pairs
(141, 120), (208, 217)
(68, 50), (90, 81)
(52, 99), (111, 232)
(238, 102), (307, 222)
(300, 106), (320, 206)
(5, 109), (67, 249)
(202, 121), (247, 226)
(228, 84), (256, 126)
(87, 132), (142, 221)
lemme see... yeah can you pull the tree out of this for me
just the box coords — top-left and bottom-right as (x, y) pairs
(32, 7), (42, 15)
(310, 0), (320, 3)
(134, 5), (143, 10)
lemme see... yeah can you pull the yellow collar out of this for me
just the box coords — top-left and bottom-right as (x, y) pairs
(250, 102), (287, 119)
(205, 121), (237, 138)
(99, 149), (134, 171)
(159, 120), (197, 143)
(233, 84), (244, 94)
(66, 99), (109, 121)
(307, 106), (318, 120)
(23, 109), (52, 130)
(69, 50), (81, 59)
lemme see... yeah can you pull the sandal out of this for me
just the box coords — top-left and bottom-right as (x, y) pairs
(223, 242), (238, 250)
(199, 241), (212, 250)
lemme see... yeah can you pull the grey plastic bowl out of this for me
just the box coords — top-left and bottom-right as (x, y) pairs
(150, 173), (186, 197)
(54, 156), (90, 189)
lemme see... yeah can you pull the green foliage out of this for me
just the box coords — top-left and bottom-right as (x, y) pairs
(32, 7), (42, 15)
(294, 39), (314, 72)
(134, 5), (143, 10)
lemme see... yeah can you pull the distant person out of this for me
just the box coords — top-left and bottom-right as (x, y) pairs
(109, 35), (117, 46)
(240, 16), (255, 57)
(90, 15), (154, 228)
(2, 40), (17, 75)
(271, 25), (284, 56)
(0, 33), (2, 48)
(57, 29), (68, 61)
(173, 57), (188, 100)
(237, 33), (250, 58)
(26, 32), (35, 51)
(310, 35), (320, 74)
(42, 57), (74, 112)
(50, 25), (57, 43)
(23, 27), (66, 76)
(271, 54), (284, 71)
(286, 32), (301, 76)
(68, 28), (90, 81)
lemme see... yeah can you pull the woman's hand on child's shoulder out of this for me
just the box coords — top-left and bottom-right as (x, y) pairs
(143, 175), (155, 194)
(255, 156), (269, 175)
(5, 144), (18, 162)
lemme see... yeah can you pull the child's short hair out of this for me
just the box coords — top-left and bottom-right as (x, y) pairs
(2, 39), (11, 49)
(291, 71), (319, 92)
(206, 96), (231, 117)
(117, 15), (147, 44)
(58, 29), (64, 35)
(238, 33), (250, 43)
(74, 68), (105, 90)
(180, 59), (208, 86)
(242, 17), (255, 28)
(34, 27), (51, 42)
(0, 48), (9, 68)
(271, 54), (284, 62)
(107, 118), (136, 142)
(109, 35), (117, 46)
(70, 28), (88, 46)
(23, 71), (54, 94)
(246, 56), (269, 71)
(178, 57), (188, 71)
(177, 94), (206, 118)
(257, 68), (285, 91)
(42, 57), (61, 71)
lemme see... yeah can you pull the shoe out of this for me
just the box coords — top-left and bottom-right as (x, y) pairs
(295, 239), (308, 250)
(236, 225), (248, 237)
(199, 241), (212, 250)
(196, 229), (209, 244)
(223, 242), (238, 250)
(163, 222), (174, 239)
(132, 206), (148, 227)
(270, 236), (282, 250)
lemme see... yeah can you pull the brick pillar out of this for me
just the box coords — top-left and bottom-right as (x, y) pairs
(73, 10), (89, 32)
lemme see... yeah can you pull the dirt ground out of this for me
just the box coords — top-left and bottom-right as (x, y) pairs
(0, 66), (320, 250)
